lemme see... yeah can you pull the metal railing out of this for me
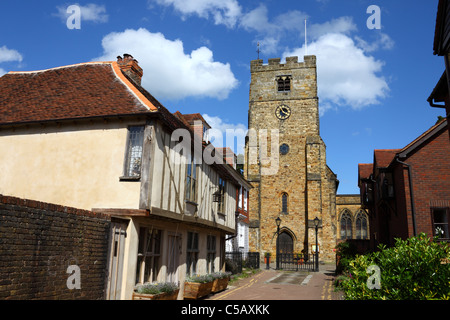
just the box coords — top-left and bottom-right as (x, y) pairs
(278, 253), (317, 272)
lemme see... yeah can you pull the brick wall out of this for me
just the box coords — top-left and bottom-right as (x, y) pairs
(0, 195), (111, 300)
(399, 126), (450, 237)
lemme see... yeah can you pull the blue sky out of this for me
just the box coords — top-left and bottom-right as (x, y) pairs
(0, 1), (446, 194)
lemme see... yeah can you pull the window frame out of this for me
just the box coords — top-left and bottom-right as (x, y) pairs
(206, 235), (216, 274)
(136, 227), (162, 284)
(185, 154), (198, 203)
(281, 192), (289, 214)
(186, 232), (199, 276)
(355, 211), (368, 240)
(340, 211), (353, 240)
(217, 177), (226, 214)
(121, 125), (145, 181)
(432, 207), (450, 240)
(276, 75), (292, 92)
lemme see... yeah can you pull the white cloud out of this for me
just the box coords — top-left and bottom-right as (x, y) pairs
(152, 0), (242, 28)
(55, 3), (108, 23)
(284, 33), (389, 110)
(0, 46), (23, 76)
(308, 17), (357, 39)
(355, 32), (395, 52)
(0, 46), (23, 63)
(93, 28), (238, 100)
(240, 5), (307, 55)
(202, 114), (247, 154)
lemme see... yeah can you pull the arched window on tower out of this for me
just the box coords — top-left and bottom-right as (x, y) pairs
(281, 193), (288, 214)
(340, 211), (353, 240)
(277, 76), (291, 92)
(355, 211), (369, 240)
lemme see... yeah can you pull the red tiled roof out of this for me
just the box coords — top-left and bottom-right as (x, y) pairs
(0, 61), (159, 126)
(358, 163), (373, 180)
(0, 59), (242, 186)
(374, 149), (401, 168)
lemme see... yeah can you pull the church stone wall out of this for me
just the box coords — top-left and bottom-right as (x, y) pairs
(245, 56), (338, 263)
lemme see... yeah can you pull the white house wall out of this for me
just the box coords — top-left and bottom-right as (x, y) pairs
(0, 121), (142, 210)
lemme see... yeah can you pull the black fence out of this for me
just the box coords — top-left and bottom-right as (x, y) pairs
(278, 253), (317, 272)
(225, 252), (260, 274)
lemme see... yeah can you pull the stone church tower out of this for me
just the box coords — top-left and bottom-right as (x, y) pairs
(244, 56), (338, 263)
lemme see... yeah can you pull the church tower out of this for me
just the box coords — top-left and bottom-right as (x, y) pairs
(244, 56), (338, 263)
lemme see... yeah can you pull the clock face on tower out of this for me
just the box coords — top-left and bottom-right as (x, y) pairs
(275, 104), (291, 120)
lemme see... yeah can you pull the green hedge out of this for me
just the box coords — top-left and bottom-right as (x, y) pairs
(337, 234), (450, 300)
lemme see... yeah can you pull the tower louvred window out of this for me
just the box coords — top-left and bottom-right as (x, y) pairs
(277, 76), (291, 92)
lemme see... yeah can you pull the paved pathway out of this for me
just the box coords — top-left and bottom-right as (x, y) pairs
(206, 263), (343, 301)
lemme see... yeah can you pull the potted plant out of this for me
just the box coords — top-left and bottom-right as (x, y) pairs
(184, 274), (214, 299)
(296, 253), (304, 265)
(133, 282), (179, 300)
(211, 271), (231, 293)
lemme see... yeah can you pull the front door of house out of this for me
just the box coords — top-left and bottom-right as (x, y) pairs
(106, 221), (128, 300)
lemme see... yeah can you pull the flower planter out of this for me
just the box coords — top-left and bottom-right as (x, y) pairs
(184, 281), (213, 300)
(212, 277), (229, 293)
(132, 289), (179, 300)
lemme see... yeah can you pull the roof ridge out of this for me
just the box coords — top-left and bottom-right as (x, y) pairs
(400, 118), (447, 154)
(8, 61), (115, 75)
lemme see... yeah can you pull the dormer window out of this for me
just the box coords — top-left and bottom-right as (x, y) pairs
(277, 75), (291, 92)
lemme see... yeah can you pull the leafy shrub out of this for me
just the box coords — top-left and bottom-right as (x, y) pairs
(335, 241), (358, 274)
(339, 234), (450, 300)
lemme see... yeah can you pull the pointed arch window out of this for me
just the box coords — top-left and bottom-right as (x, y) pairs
(340, 211), (353, 240)
(355, 211), (368, 240)
(281, 193), (289, 214)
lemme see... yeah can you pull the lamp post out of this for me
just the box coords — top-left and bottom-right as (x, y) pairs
(275, 217), (281, 270)
(313, 217), (320, 272)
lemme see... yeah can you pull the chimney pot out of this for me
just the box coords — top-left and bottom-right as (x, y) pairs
(117, 53), (143, 86)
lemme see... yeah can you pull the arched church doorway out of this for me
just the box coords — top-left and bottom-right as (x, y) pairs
(278, 231), (294, 254)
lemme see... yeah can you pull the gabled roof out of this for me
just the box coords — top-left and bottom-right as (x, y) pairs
(0, 61), (159, 126)
(358, 163), (373, 180)
(374, 149), (400, 168)
(397, 118), (448, 159)
(181, 113), (211, 129)
(0, 59), (244, 187)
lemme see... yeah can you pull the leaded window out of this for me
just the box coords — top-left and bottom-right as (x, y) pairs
(355, 211), (368, 240)
(136, 227), (161, 284)
(186, 232), (199, 276)
(340, 211), (353, 240)
(186, 155), (197, 202)
(207, 235), (216, 273)
(281, 193), (288, 214)
(124, 126), (145, 178)
(218, 177), (226, 213)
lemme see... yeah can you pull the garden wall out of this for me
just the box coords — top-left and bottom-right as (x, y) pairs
(0, 194), (111, 300)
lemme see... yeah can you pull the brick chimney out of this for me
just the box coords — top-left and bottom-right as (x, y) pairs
(117, 54), (143, 86)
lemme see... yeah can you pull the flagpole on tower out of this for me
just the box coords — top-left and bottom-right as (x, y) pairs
(305, 19), (308, 56)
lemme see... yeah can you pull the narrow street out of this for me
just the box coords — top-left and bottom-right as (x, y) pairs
(206, 263), (343, 301)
